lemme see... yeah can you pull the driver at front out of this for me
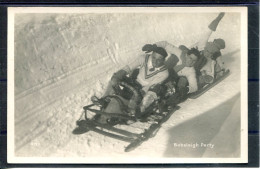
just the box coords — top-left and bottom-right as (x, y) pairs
(91, 44), (169, 116)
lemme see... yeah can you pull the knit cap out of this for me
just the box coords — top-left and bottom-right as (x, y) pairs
(213, 38), (225, 49)
(152, 45), (168, 58)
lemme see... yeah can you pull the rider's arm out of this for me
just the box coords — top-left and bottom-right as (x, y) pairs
(112, 54), (145, 81)
(216, 55), (225, 70)
(165, 54), (179, 69)
(210, 60), (216, 77)
(174, 64), (186, 73)
(190, 29), (213, 51)
(155, 41), (183, 58)
(173, 51), (187, 72)
(178, 67), (198, 93)
(122, 54), (145, 74)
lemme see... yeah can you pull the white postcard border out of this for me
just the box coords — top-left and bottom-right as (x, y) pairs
(7, 6), (248, 164)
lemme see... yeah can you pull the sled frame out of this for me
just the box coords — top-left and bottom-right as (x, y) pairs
(81, 103), (179, 152)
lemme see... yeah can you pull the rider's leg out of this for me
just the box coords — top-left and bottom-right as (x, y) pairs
(102, 69), (128, 97)
(191, 13), (225, 51)
(165, 76), (189, 107)
(140, 91), (157, 113)
(177, 76), (189, 101)
(91, 80), (117, 106)
(208, 12), (225, 31)
(214, 59), (226, 79)
(103, 80), (117, 96)
(139, 83), (166, 113)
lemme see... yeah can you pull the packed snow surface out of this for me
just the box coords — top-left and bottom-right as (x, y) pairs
(14, 12), (241, 159)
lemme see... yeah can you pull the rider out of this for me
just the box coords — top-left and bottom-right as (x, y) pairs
(199, 38), (226, 84)
(152, 41), (200, 94)
(191, 12), (226, 86)
(150, 42), (201, 106)
(92, 44), (169, 115)
(155, 12), (226, 94)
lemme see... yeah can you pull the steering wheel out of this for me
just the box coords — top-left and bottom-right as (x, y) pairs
(112, 81), (142, 109)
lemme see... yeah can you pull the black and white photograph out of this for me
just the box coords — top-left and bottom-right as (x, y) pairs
(8, 7), (248, 163)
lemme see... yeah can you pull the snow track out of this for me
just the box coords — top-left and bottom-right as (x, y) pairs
(15, 58), (116, 153)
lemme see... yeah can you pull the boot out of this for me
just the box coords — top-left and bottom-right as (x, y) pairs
(208, 12), (225, 31)
(72, 120), (89, 135)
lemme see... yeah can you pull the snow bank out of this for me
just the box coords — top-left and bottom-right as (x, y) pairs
(14, 13), (240, 95)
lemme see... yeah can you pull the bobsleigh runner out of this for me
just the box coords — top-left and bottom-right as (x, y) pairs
(72, 67), (230, 152)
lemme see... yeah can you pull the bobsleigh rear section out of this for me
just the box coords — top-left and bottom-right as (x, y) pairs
(189, 69), (230, 99)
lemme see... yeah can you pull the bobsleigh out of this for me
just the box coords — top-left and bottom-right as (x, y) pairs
(72, 66), (230, 152)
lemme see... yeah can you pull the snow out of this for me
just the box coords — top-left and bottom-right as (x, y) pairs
(13, 12), (242, 160)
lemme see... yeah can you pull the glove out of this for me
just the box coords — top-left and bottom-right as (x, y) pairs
(142, 44), (156, 53)
(179, 45), (189, 52)
(111, 69), (127, 86)
(202, 75), (214, 84)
